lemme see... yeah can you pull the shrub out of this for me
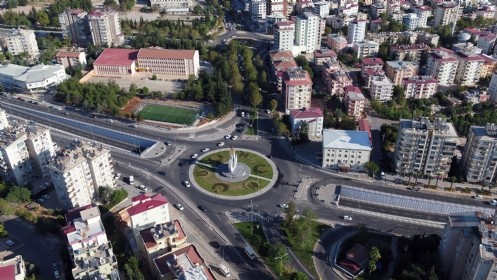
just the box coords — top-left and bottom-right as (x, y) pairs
(254, 165), (268, 173)
(213, 183), (229, 193)
(461, 187), (471, 193)
(244, 181), (259, 190)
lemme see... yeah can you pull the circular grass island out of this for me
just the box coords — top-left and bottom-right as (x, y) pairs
(189, 148), (277, 199)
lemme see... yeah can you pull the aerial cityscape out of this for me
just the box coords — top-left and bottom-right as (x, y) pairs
(1, 0), (497, 279)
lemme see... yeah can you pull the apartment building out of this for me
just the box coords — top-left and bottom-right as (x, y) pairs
(440, 211), (497, 280)
(5, 29), (39, 59)
(283, 67), (313, 113)
(0, 127), (32, 186)
(352, 41), (379, 59)
(344, 86), (366, 119)
(402, 13), (420, 31)
(149, 0), (192, 9)
(434, 2), (458, 28)
(361, 57), (384, 73)
(25, 127), (56, 179)
(0, 109), (9, 130)
(269, 51), (297, 92)
(371, 2), (386, 19)
(0, 256), (26, 280)
(369, 74), (394, 101)
(391, 44), (430, 62)
(127, 194), (170, 236)
(479, 54), (497, 78)
(385, 61), (418, 86)
(267, 0), (288, 16)
(58, 8), (90, 46)
(455, 51), (484, 86)
(324, 70), (352, 96)
(402, 76), (438, 99)
(88, 10), (124, 47)
(55, 50), (87, 68)
(394, 118), (458, 178)
(412, 5), (431, 28)
(62, 205), (119, 280)
(461, 124), (497, 184)
(136, 48), (200, 78)
(313, 48), (337, 68)
(294, 12), (321, 54)
(49, 142), (114, 210)
(250, 0), (267, 19)
(322, 129), (372, 171)
(477, 33), (496, 55)
(139, 220), (188, 273)
(152, 244), (216, 280)
(347, 20), (367, 45)
(289, 107), (324, 138)
(488, 72), (497, 102)
(426, 48), (459, 86)
(327, 34), (348, 53)
(340, 2), (359, 17)
(313, 1), (329, 17)
(273, 21), (295, 51)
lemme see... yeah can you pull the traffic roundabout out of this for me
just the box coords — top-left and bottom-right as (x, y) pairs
(188, 147), (278, 200)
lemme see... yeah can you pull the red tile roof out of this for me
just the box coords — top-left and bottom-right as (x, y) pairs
(290, 107), (323, 119)
(131, 194), (149, 203)
(361, 57), (384, 66)
(153, 244), (215, 279)
(55, 51), (82, 58)
(0, 265), (15, 280)
(273, 59), (298, 71)
(270, 51), (294, 61)
(344, 85), (362, 93)
(314, 49), (337, 58)
(127, 193), (168, 217)
(94, 48), (138, 66)
(137, 48), (196, 60)
(283, 70), (313, 86)
(275, 21), (295, 27)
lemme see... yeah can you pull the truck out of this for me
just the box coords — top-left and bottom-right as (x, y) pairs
(244, 245), (256, 260)
(219, 263), (231, 277)
(129, 175), (134, 185)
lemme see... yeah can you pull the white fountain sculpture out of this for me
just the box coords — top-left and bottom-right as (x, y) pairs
(228, 147), (238, 173)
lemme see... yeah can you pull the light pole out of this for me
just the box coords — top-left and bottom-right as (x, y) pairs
(274, 253), (288, 276)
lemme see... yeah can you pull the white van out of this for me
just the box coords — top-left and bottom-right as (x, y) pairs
(129, 175), (134, 185)
(219, 263), (231, 277)
(244, 245), (256, 260)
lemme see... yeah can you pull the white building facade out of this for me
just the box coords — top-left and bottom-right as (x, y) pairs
(273, 21), (295, 51)
(88, 10), (124, 47)
(322, 129), (372, 171)
(369, 74), (394, 101)
(294, 12), (321, 54)
(347, 20), (367, 44)
(5, 29), (39, 59)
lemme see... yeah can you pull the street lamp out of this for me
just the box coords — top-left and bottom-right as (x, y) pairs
(274, 253), (288, 276)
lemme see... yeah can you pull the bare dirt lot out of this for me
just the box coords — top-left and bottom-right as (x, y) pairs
(84, 72), (186, 95)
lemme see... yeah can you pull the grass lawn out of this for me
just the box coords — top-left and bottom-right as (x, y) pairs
(139, 104), (198, 125)
(193, 164), (270, 196)
(199, 150), (273, 179)
(281, 222), (330, 278)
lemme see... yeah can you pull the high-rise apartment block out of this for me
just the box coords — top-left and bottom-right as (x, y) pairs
(385, 61), (418, 86)
(440, 211), (497, 280)
(0, 118), (55, 187)
(294, 12), (321, 54)
(426, 48), (459, 86)
(0, 109), (9, 130)
(434, 2), (458, 28)
(369, 74), (394, 101)
(352, 41), (379, 59)
(88, 10), (124, 47)
(267, 0), (288, 16)
(283, 67), (313, 113)
(394, 118), (458, 178)
(347, 20), (366, 44)
(59, 8), (90, 46)
(455, 51), (484, 86)
(5, 29), (39, 59)
(402, 76), (438, 99)
(413, 5), (431, 28)
(274, 21), (295, 51)
(49, 142), (114, 210)
(62, 205), (119, 279)
(402, 13), (420, 31)
(489, 72), (497, 102)
(327, 34), (347, 53)
(250, 0), (267, 19)
(461, 124), (497, 184)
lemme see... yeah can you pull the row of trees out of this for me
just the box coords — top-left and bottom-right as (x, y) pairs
(282, 202), (317, 251)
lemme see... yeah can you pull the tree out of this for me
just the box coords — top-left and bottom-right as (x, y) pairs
(98, 186), (113, 204)
(7, 0), (18, 9)
(369, 246), (381, 273)
(110, 189), (128, 207)
(0, 223), (8, 237)
(270, 99), (278, 111)
(249, 85), (263, 108)
(290, 271), (308, 280)
(299, 121), (309, 142)
(151, 74), (157, 80)
(6, 187), (31, 204)
(364, 161), (379, 178)
(36, 10), (50, 26)
(449, 176), (457, 189)
(123, 256), (144, 280)
(18, 0), (27, 5)
(0, 199), (14, 215)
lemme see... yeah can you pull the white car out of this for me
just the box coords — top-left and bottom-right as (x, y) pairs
(231, 135), (238, 140)
(343, 216), (353, 221)
(266, 109), (271, 113)
(5, 240), (14, 246)
(107, 119), (114, 123)
(217, 142), (225, 147)
(183, 181), (191, 187)
(175, 204), (184, 211)
(474, 195), (483, 199)
(279, 204), (289, 209)
(201, 148), (210, 152)
(191, 154), (199, 159)
(114, 173), (121, 179)
(138, 185), (148, 191)
(224, 135), (231, 139)
(490, 199), (497, 206)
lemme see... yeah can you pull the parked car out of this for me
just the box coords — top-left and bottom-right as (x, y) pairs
(474, 195), (483, 199)
(114, 173), (121, 179)
(217, 142), (225, 147)
(107, 119), (114, 123)
(198, 205), (208, 212)
(278, 204), (289, 209)
(224, 135), (231, 139)
(37, 198), (44, 203)
(183, 181), (191, 188)
(266, 109), (271, 113)
(394, 178), (403, 184)
(231, 135), (238, 140)
(210, 241), (222, 249)
(343, 216), (353, 221)
(5, 240), (14, 246)
(164, 141), (172, 146)
(201, 148), (210, 152)
(191, 154), (199, 159)
(175, 204), (184, 211)
(138, 185), (148, 191)
(380, 172), (386, 179)
(128, 124), (137, 128)
(490, 199), (497, 206)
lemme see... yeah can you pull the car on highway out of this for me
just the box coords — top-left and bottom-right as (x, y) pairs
(5, 240), (14, 246)
(138, 185), (148, 191)
(164, 141), (172, 146)
(474, 195), (483, 199)
(394, 178), (403, 184)
(40, 184), (47, 190)
(158, 171), (166, 176)
(191, 154), (199, 159)
(278, 204), (289, 209)
(183, 181), (191, 187)
(407, 187), (421, 191)
(224, 135), (231, 139)
(42, 195), (50, 200)
(201, 148), (210, 152)
(128, 124), (137, 128)
(231, 135), (238, 140)
(107, 119), (114, 123)
(210, 241), (222, 249)
(343, 216), (353, 221)
(490, 199), (497, 206)
(217, 142), (225, 147)
(175, 204), (184, 211)
(198, 205), (208, 212)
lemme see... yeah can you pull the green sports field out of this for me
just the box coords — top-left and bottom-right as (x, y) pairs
(139, 104), (198, 125)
